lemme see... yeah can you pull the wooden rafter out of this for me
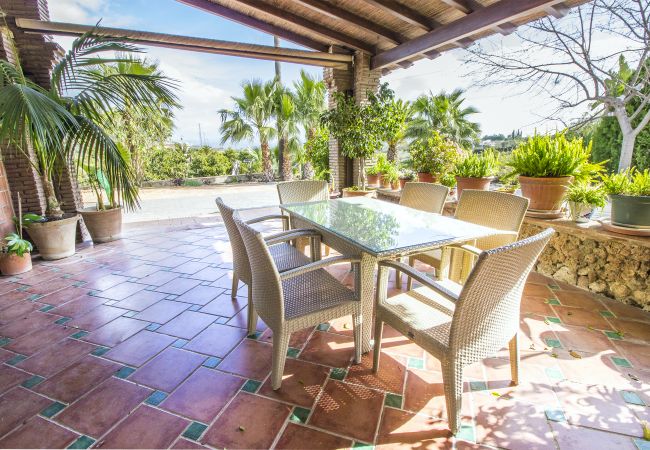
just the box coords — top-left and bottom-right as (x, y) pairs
(439, 0), (519, 36)
(361, 0), (440, 30)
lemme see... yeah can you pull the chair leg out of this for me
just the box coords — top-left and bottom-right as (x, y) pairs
(271, 331), (290, 390)
(509, 333), (520, 386)
(246, 289), (257, 336)
(442, 361), (463, 435)
(324, 244), (331, 256)
(406, 256), (415, 291)
(352, 313), (362, 364)
(231, 272), (239, 300)
(372, 319), (383, 373)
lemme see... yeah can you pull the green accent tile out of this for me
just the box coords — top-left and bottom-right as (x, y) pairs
(67, 436), (95, 449)
(145, 390), (167, 406)
(6, 354), (27, 365)
(202, 356), (221, 368)
(633, 438), (650, 450)
(166, 294), (179, 300)
(612, 356), (633, 368)
(241, 379), (261, 393)
(182, 422), (208, 441)
(545, 338), (562, 349)
(21, 375), (45, 389)
(548, 284), (560, 290)
(188, 304), (201, 311)
(621, 390), (645, 406)
(407, 357), (424, 369)
(545, 408), (566, 422)
(352, 442), (374, 449)
(289, 406), (311, 424)
(91, 346), (110, 356)
(71, 330), (89, 339)
(469, 381), (487, 392)
(122, 310), (138, 318)
(546, 298), (561, 306)
(545, 367), (565, 382)
(39, 304), (54, 312)
(317, 323), (330, 332)
(246, 331), (261, 340)
(28, 294), (43, 301)
(600, 310), (615, 318)
(54, 317), (71, 325)
(215, 316), (229, 324)
(172, 338), (188, 348)
(17, 285), (29, 292)
(72, 281), (86, 287)
(604, 330), (624, 340)
(384, 393), (402, 409)
(115, 366), (136, 379)
(456, 423), (476, 443)
(286, 347), (300, 358)
(41, 401), (66, 418)
(329, 368), (347, 381)
(545, 316), (561, 324)
(0, 337), (12, 347)
(145, 323), (161, 331)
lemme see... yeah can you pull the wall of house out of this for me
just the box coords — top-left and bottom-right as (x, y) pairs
(0, 162), (15, 236)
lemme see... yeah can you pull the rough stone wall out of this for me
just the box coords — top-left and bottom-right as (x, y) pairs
(520, 222), (650, 311)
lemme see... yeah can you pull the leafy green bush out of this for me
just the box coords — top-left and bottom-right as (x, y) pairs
(182, 180), (203, 187)
(565, 181), (607, 207)
(304, 127), (330, 181)
(188, 147), (232, 177)
(408, 131), (462, 175)
(602, 168), (650, 196)
(144, 146), (189, 181)
(454, 149), (500, 178)
(368, 153), (393, 175)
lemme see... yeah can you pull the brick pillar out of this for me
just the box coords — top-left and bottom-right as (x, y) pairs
(324, 51), (381, 190)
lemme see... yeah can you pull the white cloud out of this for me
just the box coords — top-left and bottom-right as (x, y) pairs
(48, 0), (138, 27)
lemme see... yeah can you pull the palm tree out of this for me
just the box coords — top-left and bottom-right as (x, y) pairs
(219, 80), (277, 181)
(274, 88), (301, 181)
(406, 88), (480, 149)
(0, 31), (178, 217)
(293, 70), (326, 179)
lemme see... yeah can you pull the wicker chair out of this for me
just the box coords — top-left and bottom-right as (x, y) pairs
(216, 198), (321, 334)
(235, 216), (362, 390)
(399, 182), (449, 213)
(407, 190), (529, 288)
(373, 228), (554, 434)
(277, 180), (330, 253)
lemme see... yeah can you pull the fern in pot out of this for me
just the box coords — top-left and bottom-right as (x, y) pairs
(0, 195), (37, 276)
(601, 168), (650, 228)
(453, 148), (500, 199)
(564, 181), (606, 223)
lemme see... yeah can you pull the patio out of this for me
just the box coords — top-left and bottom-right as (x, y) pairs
(0, 215), (648, 449)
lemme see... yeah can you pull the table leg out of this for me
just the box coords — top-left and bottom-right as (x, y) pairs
(359, 252), (377, 353)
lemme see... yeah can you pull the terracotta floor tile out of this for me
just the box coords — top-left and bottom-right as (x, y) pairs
(550, 421), (636, 450)
(4, 323), (75, 355)
(171, 438), (207, 449)
(554, 290), (604, 309)
(35, 355), (121, 403)
(84, 274), (132, 291)
(183, 323), (247, 357)
(170, 261), (210, 275)
(226, 305), (267, 331)
(135, 270), (180, 286)
(0, 415), (78, 449)
(69, 305), (128, 331)
(68, 267), (114, 283)
(275, 423), (352, 449)
(380, 324), (426, 359)
(199, 294), (246, 317)
(608, 318), (650, 343)
(38, 286), (87, 306)
(51, 294), (105, 318)
(135, 299), (191, 324)
(601, 299), (650, 324)
(527, 272), (551, 285)
(520, 296), (554, 317)
(258, 358), (330, 407)
(404, 368), (447, 419)
(26, 277), (75, 296)
(155, 278), (202, 295)
(376, 407), (453, 448)
(94, 281), (148, 301)
(613, 340), (650, 370)
(189, 266), (230, 282)
(0, 348), (15, 363)
(0, 300), (41, 325)
(0, 366), (31, 395)
(116, 264), (161, 279)
(551, 306), (611, 330)
(0, 289), (32, 308)
(519, 315), (558, 350)
(157, 311), (216, 339)
(0, 387), (51, 437)
(0, 312), (57, 339)
(174, 285), (223, 306)
(83, 316), (149, 347)
(345, 352), (406, 394)
(105, 330), (175, 366)
(114, 290), (168, 311)
(155, 255), (194, 269)
(551, 324), (616, 354)
(162, 367), (243, 422)
(201, 392), (291, 449)
(217, 338), (273, 380)
(523, 283), (554, 298)
(300, 331), (355, 368)
(17, 338), (96, 377)
(129, 347), (205, 392)
(310, 380), (384, 443)
(555, 349), (634, 388)
(96, 405), (189, 449)
(56, 377), (152, 438)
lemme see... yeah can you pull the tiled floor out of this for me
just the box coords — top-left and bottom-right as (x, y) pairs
(0, 219), (649, 449)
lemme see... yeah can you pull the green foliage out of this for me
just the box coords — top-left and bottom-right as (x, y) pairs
(601, 168), (650, 196)
(509, 133), (603, 180)
(304, 127), (330, 180)
(408, 131), (463, 175)
(382, 164), (400, 184)
(144, 145), (189, 181)
(454, 149), (500, 178)
(368, 84), (411, 159)
(189, 147), (232, 177)
(439, 172), (457, 188)
(182, 179), (203, 187)
(368, 153), (393, 175)
(589, 118), (650, 173)
(565, 181), (607, 207)
(2, 232), (33, 256)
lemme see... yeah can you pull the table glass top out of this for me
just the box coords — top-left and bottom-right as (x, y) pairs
(280, 197), (499, 256)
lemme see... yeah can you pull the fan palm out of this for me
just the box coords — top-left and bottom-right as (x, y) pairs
(274, 88), (301, 181)
(0, 31), (179, 217)
(293, 70), (326, 179)
(219, 79), (277, 181)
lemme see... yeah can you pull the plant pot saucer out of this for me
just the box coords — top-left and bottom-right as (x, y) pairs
(525, 209), (565, 219)
(600, 219), (650, 236)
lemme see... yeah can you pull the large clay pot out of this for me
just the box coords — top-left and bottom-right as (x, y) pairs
(399, 178), (410, 190)
(519, 176), (572, 212)
(366, 174), (380, 186)
(455, 176), (494, 200)
(380, 175), (391, 189)
(609, 194), (650, 228)
(0, 252), (32, 276)
(79, 207), (122, 243)
(25, 215), (80, 260)
(342, 189), (375, 198)
(417, 172), (437, 183)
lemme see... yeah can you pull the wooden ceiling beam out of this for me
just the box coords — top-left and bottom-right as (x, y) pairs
(361, 0), (440, 30)
(293, 0), (405, 45)
(439, 0), (518, 36)
(175, 0), (330, 52)
(372, 0), (565, 69)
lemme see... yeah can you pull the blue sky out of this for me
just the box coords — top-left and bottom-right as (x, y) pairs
(48, 0), (569, 146)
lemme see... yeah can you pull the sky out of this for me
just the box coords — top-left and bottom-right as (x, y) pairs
(47, 0), (575, 146)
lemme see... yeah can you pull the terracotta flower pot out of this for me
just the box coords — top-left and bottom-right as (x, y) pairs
(417, 172), (437, 183)
(0, 252), (32, 276)
(79, 207), (122, 243)
(399, 178), (409, 190)
(342, 189), (375, 198)
(380, 175), (391, 189)
(390, 181), (399, 190)
(366, 174), (380, 186)
(455, 176), (494, 200)
(25, 214), (80, 260)
(519, 176), (572, 212)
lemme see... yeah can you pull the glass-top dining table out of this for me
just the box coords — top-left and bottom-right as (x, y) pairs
(280, 196), (505, 353)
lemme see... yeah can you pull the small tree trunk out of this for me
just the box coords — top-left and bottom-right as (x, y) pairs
(387, 141), (398, 163)
(618, 132), (636, 172)
(42, 172), (63, 219)
(302, 162), (315, 180)
(280, 136), (292, 181)
(359, 158), (367, 190)
(260, 139), (274, 181)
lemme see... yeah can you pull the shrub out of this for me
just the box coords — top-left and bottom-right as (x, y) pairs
(454, 149), (500, 178)
(182, 179), (203, 187)
(188, 147), (232, 177)
(602, 167), (650, 196)
(144, 146), (189, 181)
(565, 181), (607, 207)
(305, 127), (330, 181)
(408, 131), (463, 175)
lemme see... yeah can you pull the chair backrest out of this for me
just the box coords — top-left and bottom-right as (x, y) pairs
(215, 197), (251, 285)
(450, 228), (554, 365)
(277, 180), (328, 204)
(235, 216), (284, 329)
(399, 182), (449, 213)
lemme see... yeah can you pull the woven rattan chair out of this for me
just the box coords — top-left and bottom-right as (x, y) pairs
(277, 180), (330, 253)
(235, 216), (362, 390)
(399, 182), (449, 213)
(407, 190), (529, 288)
(373, 228), (554, 434)
(216, 198), (321, 334)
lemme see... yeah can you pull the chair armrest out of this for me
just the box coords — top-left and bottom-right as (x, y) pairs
(378, 260), (460, 302)
(264, 228), (321, 246)
(280, 255), (360, 281)
(245, 214), (289, 229)
(447, 243), (482, 256)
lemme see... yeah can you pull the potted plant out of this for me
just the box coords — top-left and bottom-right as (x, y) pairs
(439, 173), (458, 200)
(453, 149), (500, 199)
(602, 168), (650, 228)
(366, 164), (381, 187)
(0, 196), (35, 276)
(399, 169), (416, 190)
(408, 131), (462, 183)
(509, 133), (603, 212)
(382, 165), (400, 190)
(564, 181), (606, 223)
